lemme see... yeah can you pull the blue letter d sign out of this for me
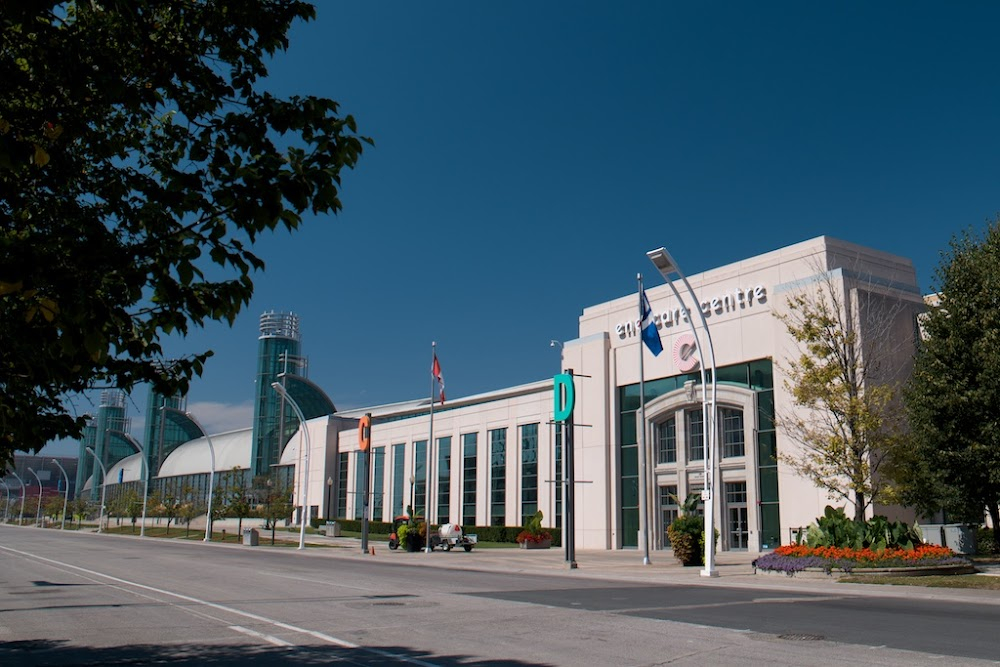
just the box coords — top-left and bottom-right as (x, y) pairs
(553, 373), (575, 422)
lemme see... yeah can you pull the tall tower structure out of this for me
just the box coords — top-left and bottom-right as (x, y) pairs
(143, 387), (203, 479)
(251, 312), (305, 478)
(76, 389), (131, 499)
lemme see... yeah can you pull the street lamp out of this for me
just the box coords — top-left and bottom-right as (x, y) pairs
(647, 246), (719, 578)
(0, 479), (10, 523)
(108, 430), (151, 538)
(28, 468), (43, 527)
(51, 459), (70, 530)
(271, 382), (310, 551)
(180, 412), (216, 542)
(85, 446), (108, 533)
(9, 470), (26, 525)
(326, 476), (333, 519)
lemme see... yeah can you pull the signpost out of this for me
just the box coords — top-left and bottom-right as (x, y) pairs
(359, 413), (372, 554)
(554, 371), (577, 569)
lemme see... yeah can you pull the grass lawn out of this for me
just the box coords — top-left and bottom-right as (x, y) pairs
(841, 573), (1000, 590)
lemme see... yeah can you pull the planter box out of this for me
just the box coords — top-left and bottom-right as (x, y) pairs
(520, 538), (552, 549)
(755, 563), (978, 579)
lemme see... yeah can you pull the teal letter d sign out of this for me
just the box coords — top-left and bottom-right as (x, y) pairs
(554, 373), (575, 422)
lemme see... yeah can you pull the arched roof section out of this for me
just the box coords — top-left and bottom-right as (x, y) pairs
(157, 428), (253, 478)
(162, 409), (206, 441)
(82, 452), (143, 493)
(280, 374), (336, 419)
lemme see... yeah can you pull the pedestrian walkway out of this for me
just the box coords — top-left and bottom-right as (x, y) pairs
(305, 534), (1000, 604)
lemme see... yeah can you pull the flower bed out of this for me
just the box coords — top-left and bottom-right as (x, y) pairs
(753, 543), (972, 576)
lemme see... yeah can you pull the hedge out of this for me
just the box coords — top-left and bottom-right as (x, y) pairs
(310, 517), (561, 546)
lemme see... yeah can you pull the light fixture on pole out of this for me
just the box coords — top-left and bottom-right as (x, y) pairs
(326, 476), (333, 519)
(28, 468), (43, 527)
(84, 447), (108, 533)
(9, 470), (26, 526)
(0, 479), (11, 523)
(180, 413), (216, 542)
(109, 430), (151, 538)
(271, 381), (310, 550)
(647, 246), (719, 578)
(51, 459), (70, 530)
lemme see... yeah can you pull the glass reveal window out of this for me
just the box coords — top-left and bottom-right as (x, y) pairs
(686, 409), (704, 461)
(721, 407), (745, 458)
(656, 417), (676, 464)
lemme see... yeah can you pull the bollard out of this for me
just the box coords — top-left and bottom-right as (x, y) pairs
(222, 529), (226, 542)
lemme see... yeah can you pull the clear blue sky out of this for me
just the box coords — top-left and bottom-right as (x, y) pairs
(40, 1), (1000, 456)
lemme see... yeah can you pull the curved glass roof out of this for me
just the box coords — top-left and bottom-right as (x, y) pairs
(282, 374), (336, 419)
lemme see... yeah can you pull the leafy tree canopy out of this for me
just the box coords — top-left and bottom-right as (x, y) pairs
(777, 270), (914, 521)
(904, 219), (1000, 540)
(0, 1), (370, 466)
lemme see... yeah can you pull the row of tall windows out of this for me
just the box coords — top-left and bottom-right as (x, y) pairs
(490, 428), (506, 526)
(654, 406), (746, 465)
(437, 436), (451, 524)
(337, 425), (543, 528)
(520, 423), (538, 525)
(619, 359), (776, 550)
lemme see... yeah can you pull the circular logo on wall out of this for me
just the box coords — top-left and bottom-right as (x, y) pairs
(673, 333), (700, 372)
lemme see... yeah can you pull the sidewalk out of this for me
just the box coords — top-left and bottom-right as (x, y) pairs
(304, 534), (1000, 604)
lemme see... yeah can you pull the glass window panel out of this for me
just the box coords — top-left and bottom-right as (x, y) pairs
(656, 417), (676, 464)
(716, 364), (748, 386)
(721, 407), (745, 458)
(686, 409), (704, 461)
(749, 359), (774, 390)
(759, 466), (778, 503)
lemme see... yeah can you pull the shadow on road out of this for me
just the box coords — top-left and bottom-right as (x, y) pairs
(0, 639), (553, 666)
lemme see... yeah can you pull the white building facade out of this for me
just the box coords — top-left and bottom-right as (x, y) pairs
(105, 236), (925, 555)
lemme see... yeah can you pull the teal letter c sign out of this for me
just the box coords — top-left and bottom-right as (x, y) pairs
(553, 373), (575, 422)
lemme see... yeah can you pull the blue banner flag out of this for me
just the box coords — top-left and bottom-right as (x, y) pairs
(640, 289), (663, 356)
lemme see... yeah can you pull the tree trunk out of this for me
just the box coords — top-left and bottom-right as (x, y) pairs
(988, 501), (1000, 548)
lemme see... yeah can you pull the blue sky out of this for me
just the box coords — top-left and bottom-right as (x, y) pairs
(40, 2), (1000, 456)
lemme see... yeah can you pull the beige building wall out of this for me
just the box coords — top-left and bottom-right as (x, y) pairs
(286, 235), (924, 554)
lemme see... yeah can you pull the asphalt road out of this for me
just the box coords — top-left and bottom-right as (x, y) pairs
(1, 525), (998, 666)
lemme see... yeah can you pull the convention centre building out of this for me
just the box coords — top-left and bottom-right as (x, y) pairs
(93, 235), (926, 555)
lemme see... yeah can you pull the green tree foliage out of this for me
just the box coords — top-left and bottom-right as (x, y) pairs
(904, 221), (1000, 544)
(0, 1), (370, 465)
(777, 270), (914, 521)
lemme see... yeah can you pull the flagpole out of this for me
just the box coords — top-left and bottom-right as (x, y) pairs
(637, 274), (651, 565)
(426, 341), (436, 553)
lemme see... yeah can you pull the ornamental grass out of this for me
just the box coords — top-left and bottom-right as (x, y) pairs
(753, 543), (970, 575)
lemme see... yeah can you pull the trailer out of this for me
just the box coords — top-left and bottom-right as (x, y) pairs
(430, 523), (477, 552)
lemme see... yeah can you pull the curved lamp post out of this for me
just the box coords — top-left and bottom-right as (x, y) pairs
(9, 470), (26, 525)
(28, 468), (43, 527)
(51, 459), (70, 530)
(271, 381), (310, 551)
(180, 412), (216, 542)
(647, 247), (719, 578)
(1, 479), (11, 523)
(85, 447), (108, 533)
(109, 430), (151, 538)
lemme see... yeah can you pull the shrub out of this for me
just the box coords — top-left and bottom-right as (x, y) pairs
(516, 510), (553, 545)
(667, 514), (703, 566)
(805, 506), (921, 551)
(977, 527), (998, 556)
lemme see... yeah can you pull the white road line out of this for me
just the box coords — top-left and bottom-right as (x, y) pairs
(2, 544), (441, 666)
(228, 625), (294, 647)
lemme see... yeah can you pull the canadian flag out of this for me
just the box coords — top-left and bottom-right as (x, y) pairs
(432, 353), (445, 405)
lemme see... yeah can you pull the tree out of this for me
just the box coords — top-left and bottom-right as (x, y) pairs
(0, 2), (370, 466)
(44, 494), (64, 525)
(253, 474), (292, 545)
(904, 221), (1000, 544)
(777, 268), (916, 522)
(68, 495), (91, 529)
(222, 467), (252, 536)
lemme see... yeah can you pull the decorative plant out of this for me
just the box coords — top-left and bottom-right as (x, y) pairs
(667, 493), (707, 566)
(516, 510), (553, 544)
(804, 505), (921, 551)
